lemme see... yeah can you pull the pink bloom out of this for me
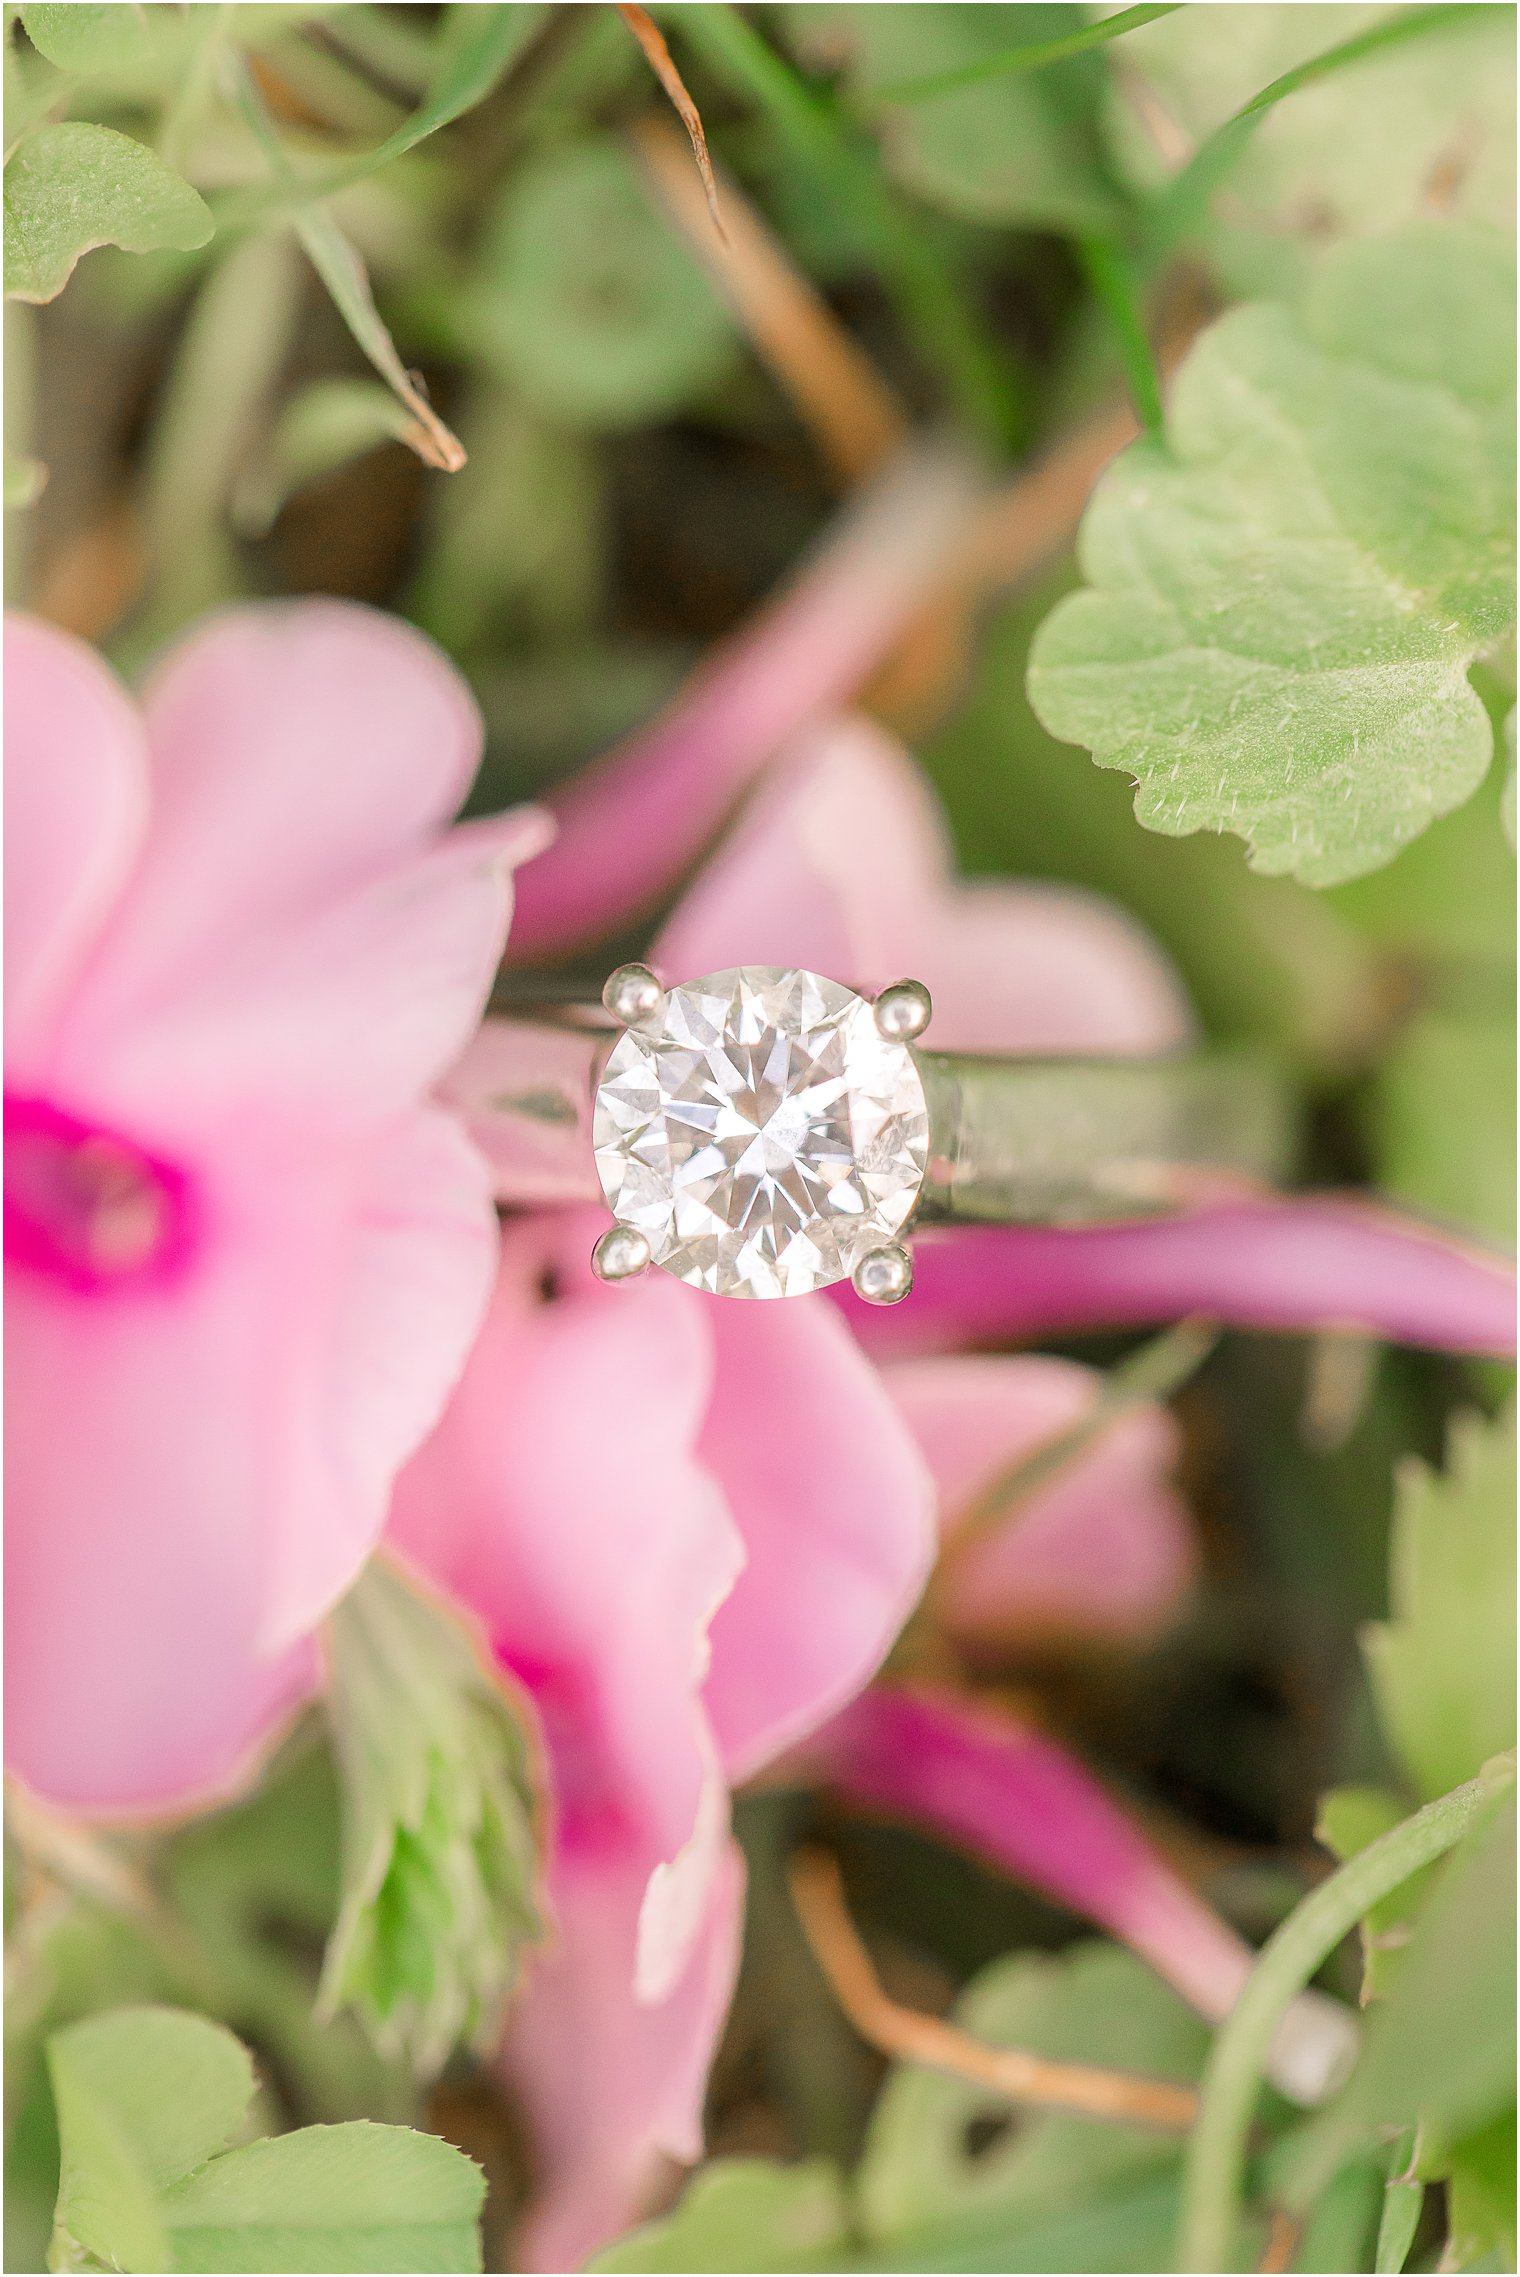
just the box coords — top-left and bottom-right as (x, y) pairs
(4, 605), (547, 1814)
(386, 1209), (936, 2271)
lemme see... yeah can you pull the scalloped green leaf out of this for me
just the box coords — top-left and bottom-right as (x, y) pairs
(1027, 222), (1515, 886)
(4, 123), (213, 303)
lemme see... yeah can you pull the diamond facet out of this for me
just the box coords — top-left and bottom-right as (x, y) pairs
(592, 966), (930, 1299)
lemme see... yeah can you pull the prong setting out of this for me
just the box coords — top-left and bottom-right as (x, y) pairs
(591, 1224), (652, 1283)
(602, 962), (664, 1028)
(851, 1243), (914, 1306)
(873, 979), (933, 1043)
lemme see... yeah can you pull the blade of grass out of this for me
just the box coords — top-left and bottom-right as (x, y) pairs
(871, 3), (1182, 105)
(1175, 1765), (1510, 2273)
(231, 55), (466, 472)
(1144, 2), (1492, 261)
(1078, 230), (1163, 432)
(673, 3), (1026, 451)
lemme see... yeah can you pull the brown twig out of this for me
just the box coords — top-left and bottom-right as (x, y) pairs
(617, 5), (725, 238)
(1258, 2206), (1301, 2273)
(790, 1848), (1199, 2132)
(631, 112), (908, 486)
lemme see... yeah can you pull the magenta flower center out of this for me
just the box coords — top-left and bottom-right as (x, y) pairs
(4, 1093), (197, 1294)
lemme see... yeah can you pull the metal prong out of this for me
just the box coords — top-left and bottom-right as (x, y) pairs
(873, 979), (932, 1042)
(592, 1224), (652, 1284)
(602, 962), (664, 1028)
(851, 1243), (914, 1306)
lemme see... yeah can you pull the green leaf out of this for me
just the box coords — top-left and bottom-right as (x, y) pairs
(1361, 1407), (1517, 1803)
(788, 5), (1118, 233)
(49, 2008), (251, 2274)
(162, 2121), (485, 2274)
(591, 2158), (852, 2273)
(869, 4), (1182, 103)
(1445, 2105), (1517, 2271)
(857, 1942), (1207, 2244)
(1296, 1786), (1517, 2197)
(289, 204), (465, 470)
(4, 122), (213, 303)
(1105, 4), (1515, 297)
(462, 136), (736, 430)
(1369, 1009), (1517, 1247)
(20, 3), (177, 77)
(1027, 222), (1516, 886)
(320, 1557), (542, 2075)
(45, 2006), (484, 2275)
(331, 4), (546, 182)
(1316, 1786), (1436, 2003)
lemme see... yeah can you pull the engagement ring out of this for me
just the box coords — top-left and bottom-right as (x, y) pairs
(571, 963), (1285, 1304)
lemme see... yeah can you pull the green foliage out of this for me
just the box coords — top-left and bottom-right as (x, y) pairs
(1315, 1786), (1432, 2003)
(3, 122), (213, 302)
(1028, 223), (1516, 886)
(45, 2006), (484, 2274)
(1294, 1785), (1516, 2221)
(320, 1558), (542, 2076)
(462, 137), (737, 430)
(593, 2159), (851, 2274)
(857, 1944), (1206, 2245)
(594, 1942), (1226, 2273)
(1362, 1407), (1517, 1804)
(1105, 3), (1515, 294)
(1370, 1009), (1517, 1248)
(787, 5), (1117, 233)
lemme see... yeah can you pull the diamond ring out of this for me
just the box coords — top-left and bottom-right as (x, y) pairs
(582, 963), (1286, 1306)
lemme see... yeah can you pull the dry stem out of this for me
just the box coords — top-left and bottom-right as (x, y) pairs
(790, 1847), (1199, 2133)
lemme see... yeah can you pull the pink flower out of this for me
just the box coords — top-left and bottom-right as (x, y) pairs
(4, 604), (547, 1814)
(386, 1207), (937, 2271)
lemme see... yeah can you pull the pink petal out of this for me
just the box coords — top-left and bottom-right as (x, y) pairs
(699, 1297), (936, 1784)
(387, 1212), (745, 1944)
(656, 714), (1190, 1055)
(508, 451), (982, 956)
(437, 1019), (602, 1208)
(4, 1104), (496, 1809)
(4, 1207), (324, 1813)
(502, 1837), (744, 2274)
(887, 1354), (1195, 1645)
(54, 811), (546, 1139)
(261, 1107), (502, 1648)
(837, 1199), (1518, 1358)
(817, 1684), (1260, 2020)
(4, 614), (147, 1070)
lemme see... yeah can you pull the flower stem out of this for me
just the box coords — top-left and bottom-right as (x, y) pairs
(1176, 1771), (1503, 2273)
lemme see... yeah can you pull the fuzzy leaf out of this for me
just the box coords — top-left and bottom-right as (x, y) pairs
(19, 4), (180, 77)
(45, 2006), (483, 2275)
(1027, 222), (1515, 886)
(4, 123), (213, 303)
(1361, 1407), (1516, 1804)
(320, 1558), (542, 2075)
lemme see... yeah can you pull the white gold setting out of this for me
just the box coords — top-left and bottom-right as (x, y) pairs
(592, 965), (930, 1300)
